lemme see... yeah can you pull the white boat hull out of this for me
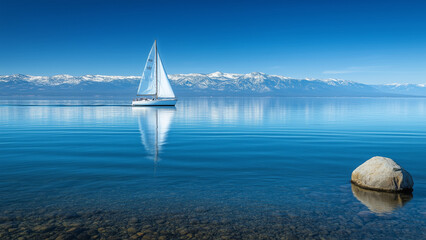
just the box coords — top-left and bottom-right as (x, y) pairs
(132, 99), (177, 106)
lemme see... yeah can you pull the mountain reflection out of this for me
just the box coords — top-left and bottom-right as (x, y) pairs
(351, 184), (413, 214)
(132, 107), (176, 162)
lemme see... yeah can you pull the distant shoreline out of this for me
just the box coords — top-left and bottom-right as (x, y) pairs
(2, 72), (426, 98)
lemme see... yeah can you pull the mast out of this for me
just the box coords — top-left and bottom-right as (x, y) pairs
(155, 40), (158, 100)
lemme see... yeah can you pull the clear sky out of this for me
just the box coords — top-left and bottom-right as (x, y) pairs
(1, 0), (425, 84)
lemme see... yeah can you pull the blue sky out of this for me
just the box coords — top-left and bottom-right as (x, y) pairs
(1, 0), (425, 84)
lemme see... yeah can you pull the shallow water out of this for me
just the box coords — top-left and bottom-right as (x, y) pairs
(0, 98), (425, 239)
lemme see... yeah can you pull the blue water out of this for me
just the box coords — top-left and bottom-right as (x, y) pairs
(0, 98), (425, 239)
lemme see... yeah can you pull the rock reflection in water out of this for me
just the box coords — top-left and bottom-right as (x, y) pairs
(351, 184), (413, 213)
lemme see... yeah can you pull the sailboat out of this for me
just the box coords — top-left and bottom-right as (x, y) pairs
(132, 40), (177, 106)
(132, 107), (176, 162)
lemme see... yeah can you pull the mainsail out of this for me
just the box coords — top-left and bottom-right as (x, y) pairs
(137, 41), (176, 99)
(137, 43), (156, 95)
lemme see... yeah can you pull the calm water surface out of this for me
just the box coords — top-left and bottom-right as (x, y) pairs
(0, 98), (425, 239)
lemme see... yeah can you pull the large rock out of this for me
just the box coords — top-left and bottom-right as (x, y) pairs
(351, 156), (414, 192)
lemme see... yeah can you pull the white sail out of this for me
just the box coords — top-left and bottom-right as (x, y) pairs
(137, 42), (157, 95)
(157, 54), (176, 99)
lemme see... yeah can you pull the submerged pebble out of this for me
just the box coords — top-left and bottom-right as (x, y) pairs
(0, 200), (424, 239)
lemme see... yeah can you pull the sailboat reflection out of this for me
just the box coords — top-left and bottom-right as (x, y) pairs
(132, 107), (176, 162)
(351, 184), (412, 214)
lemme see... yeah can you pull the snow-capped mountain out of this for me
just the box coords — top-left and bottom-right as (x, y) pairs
(169, 72), (381, 96)
(0, 74), (140, 85)
(373, 83), (426, 97)
(0, 72), (421, 98)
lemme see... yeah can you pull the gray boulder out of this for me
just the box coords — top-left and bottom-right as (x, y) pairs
(351, 156), (413, 192)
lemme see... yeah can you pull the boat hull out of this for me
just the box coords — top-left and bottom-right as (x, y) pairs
(132, 99), (177, 106)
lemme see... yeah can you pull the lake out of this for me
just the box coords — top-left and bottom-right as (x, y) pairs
(0, 98), (425, 239)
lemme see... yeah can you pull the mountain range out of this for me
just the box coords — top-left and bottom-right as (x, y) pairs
(1, 72), (425, 98)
